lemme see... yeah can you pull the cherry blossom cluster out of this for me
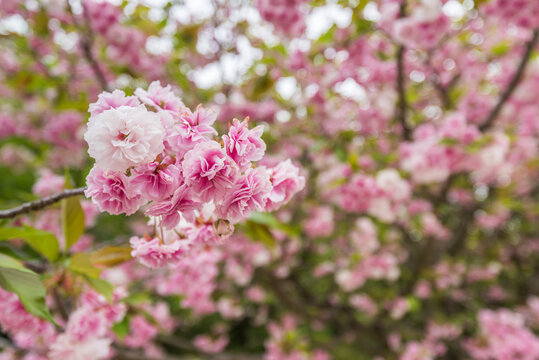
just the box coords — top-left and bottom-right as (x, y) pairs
(84, 0), (167, 79)
(84, 82), (305, 267)
(0, 288), (56, 356)
(2, 0), (539, 359)
(380, 0), (450, 49)
(255, 0), (309, 36)
(464, 309), (539, 359)
(485, 0), (539, 29)
(49, 290), (126, 359)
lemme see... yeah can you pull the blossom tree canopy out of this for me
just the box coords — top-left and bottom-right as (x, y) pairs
(0, 0), (538, 359)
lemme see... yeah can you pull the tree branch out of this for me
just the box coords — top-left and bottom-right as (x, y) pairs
(479, 29), (539, 131)
(0, 187), (86, 219)
(395, 2), (411, 141)
(67, 1), (109, 92)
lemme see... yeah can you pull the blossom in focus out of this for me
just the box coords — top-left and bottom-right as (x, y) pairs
(222, 118), (266, 171)
(85, 105), (165, 172)
(182, 141), (239, 202)
(85, 167), (143, 215)
(217, 167), (273, 223)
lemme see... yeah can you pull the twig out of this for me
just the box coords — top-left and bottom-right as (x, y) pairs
(403, 236), (435, 294)
(479, 29), (539, 131)
(447, 203), (480, 256)
(52, 283), (69, 322)
(395, 1), (411, 141)
(67, 1), (109, 92)
(0, 187), (86, 219)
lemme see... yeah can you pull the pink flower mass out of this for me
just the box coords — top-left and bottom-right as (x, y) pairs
(84, 105), (165, 172)
(0, 1), (539, 359)
(82, 83), (304, 264)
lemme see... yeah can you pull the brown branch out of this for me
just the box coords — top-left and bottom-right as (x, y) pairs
(67, 1), (109, 92)
(395, 2), (411, 141)
(479, 29), (539, 131)
(0, 187), (86, 219)
(52, 287), (69, 322)
(447, 203), (480, 256)
(402, 236), (435, 294)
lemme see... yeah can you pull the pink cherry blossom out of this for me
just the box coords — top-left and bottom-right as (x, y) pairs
(216, 167), (272, 223)
(130, 235), (191, 268)
(48, 335), (111, 360)
(166, 105), (218, 157)
(182, 140), (238, 202)
(134, 81), (185, 114)
(32, 169), (64, 197)
(265, 160), (305, 211)
(145, 185), (202, 228)
(85, 105), (165, 172)
(88, 89), (140, 117)
(130, 159), (182, 201)
(222, 118), (266, 170)
(85, 167), (143, 215)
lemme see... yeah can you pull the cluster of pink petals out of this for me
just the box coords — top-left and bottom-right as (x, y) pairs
(194, 334), (229, 353)
(222, 118), (266, 171)
(154, 247), (223, 315)
(48, 290), (126, 360)
(84, 0), (120, 35)
(337, 168), (410, 223)
(0, 288), (57, 355)
(84, 82), (304, 268)
(465, 309), (539, 360)
(85, 167), (143, 216)
(265, 160), (306, 212)
(84, 0), (167, 79)
(486, 0), (539, 29)
(400, 114), (479, 184)
(42, 112), (85, 152)
(32, 169), (65, 197)
(255, 0), (308, 36)
(304, 206), (334, 238)
(394, 6), (450, 49)
(129, 233), (192, 269)
(336, 251), (401, 291)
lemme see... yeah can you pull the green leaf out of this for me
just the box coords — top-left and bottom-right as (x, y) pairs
(0, 226), (59, 262)
(249, 212), (299, 237)
(406, 296), (421, 313)
(68, 252), (101, 279)
(0, 254), (55, 323)
(244, 220), (276, 248)
(491, 41), (511, 57)
(90, 246), (132, 267)
(61, 196), (85, 251)
(438, 138), (460, 146)
(123, 292), (150, 305)
(112, 316), (130, 339)
(82, 275), (113, 301)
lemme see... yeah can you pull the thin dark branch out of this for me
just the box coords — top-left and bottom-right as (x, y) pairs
(80, 3), (109, 91)
(52, 287), (69, 322)
(479, 29), (539, 131)
(67, 1), (109, 92)
(447, 203), (480, 256)
(403, 236), (435, 294)
(0, 187), (86, 219)
(395, 1), (411, 141)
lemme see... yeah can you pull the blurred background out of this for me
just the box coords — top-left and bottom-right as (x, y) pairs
(0, 0), (539, 359)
